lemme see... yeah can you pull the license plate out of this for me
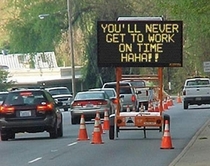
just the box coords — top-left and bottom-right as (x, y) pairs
(20, 111), (32, 117)
(85, 104), (94, 107)
(195, 97), (201, 101)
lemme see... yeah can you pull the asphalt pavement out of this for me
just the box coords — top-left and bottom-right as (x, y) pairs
(169, 118), (210, 166)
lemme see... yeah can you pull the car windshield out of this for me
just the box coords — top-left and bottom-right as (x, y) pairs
(48, 88), (70, 95)
(4, 91), (47, 106)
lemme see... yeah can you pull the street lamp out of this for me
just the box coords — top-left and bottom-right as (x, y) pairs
(38, 1), (76, 97)
(67, 0), (76, 98)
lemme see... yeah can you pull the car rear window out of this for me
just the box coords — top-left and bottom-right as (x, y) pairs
(48, 88), (70, 95)
(75, 92), (105, 100)
(4, 91), (47, 105)
(187, 80), (210, 86)
(103, 83), (132, 94)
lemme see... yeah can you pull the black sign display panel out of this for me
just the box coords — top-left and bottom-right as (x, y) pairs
(97, 21), (183, 67)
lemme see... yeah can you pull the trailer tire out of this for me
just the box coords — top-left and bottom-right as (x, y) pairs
(163, 114), (170, 132)
(109, 125), (114, 140)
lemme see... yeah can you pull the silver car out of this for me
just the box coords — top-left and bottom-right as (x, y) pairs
(70, 90), (113, 124)
(89, 88), (124, 113)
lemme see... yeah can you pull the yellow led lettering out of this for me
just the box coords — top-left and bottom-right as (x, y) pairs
(101, 23), (122, 33)
(128, 24), (141, 33)
(130, 33), (144, 42)
(145, 24), (179, 33)
(119, 43), (132, 52)
(121, 53), (155, 62)
(137, 43), (163, 53)
(148, 34), (175, 43)
(105, 33), (126, 43)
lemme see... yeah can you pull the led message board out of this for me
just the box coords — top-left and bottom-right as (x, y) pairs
(97, 21), (183, 67)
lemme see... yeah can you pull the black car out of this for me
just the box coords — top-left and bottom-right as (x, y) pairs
(0, 89), (63, 141)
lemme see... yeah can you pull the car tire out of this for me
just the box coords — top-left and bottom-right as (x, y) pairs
(9, 132), (15, 140)
(1, 130), (9, 141)
(184, 101), (188, 109)
(49, 122), (58, 139)
(64, 108), (69, 111)
(71, 117), (80, 125)
(57, 116), (63, 137)
(109, 125), (115, 140)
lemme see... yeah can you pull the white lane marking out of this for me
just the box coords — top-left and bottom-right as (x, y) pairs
(28, 157), (42, 164)
(67, 142), (78, 146)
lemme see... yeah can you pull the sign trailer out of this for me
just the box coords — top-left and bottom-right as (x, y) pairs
(97, 17), (183, 139)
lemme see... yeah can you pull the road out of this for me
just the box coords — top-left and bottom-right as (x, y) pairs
(0, 102), (210, 166)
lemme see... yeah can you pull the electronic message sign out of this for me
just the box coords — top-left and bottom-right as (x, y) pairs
(97, 21), (183, 67)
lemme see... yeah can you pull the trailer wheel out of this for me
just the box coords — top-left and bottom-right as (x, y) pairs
(109, 125), (114, 140)
(162, 114), (170, 132)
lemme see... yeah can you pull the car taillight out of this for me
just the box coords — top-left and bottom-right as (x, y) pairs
(98, 100), (108, 105)
(183, 90), (186, 96)
(131, 95), (136, 102)
(112, 98), (118, 104)
(0, 106), (15, 114)
(72, 101), (82, 106)
(37, 103), (53, 111)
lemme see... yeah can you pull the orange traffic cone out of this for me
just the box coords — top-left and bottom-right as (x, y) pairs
(96, 111), (104, 134)
(160, 120), (174, 149)
(91, 117), (104, 144)
(126, 105), (130, 112)
(139, 103), (144, 112)
(147, 101), (153, 112)
(77, 114), (89, 141)
(177, 93), (182, 103)
(167, 96), (172, 107)
(163, 99), (168, 110)
(154, 101), (159, 112)
(103, 109), (110, 130)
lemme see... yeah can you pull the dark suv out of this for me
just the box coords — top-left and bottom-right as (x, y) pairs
(0, 89), (63, 141)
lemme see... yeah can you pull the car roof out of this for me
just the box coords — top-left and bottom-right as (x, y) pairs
(103, 81), (132, 85)
(45, 86), (68, 90)
(9, 89), (46, 93)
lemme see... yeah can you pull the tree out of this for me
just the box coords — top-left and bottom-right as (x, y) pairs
(0, 69), (14, 91)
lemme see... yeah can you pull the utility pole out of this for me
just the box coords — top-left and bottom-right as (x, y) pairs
(67, 0), (76, 97)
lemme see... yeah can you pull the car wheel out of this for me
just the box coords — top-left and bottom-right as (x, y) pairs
(57, 116), (63, 137)
(49, 123), (58, 139)
(9, 132), (15, 140)
(1, 130), (9, 141)
(109, 125), (115, 140)
(71, 117), (80, 125)
(64, 108), (69, 111)
(184, 101), (188, 109)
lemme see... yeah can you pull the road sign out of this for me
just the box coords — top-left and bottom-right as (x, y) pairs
(97, 21), (183, 67)
(203, 61), (210, 72)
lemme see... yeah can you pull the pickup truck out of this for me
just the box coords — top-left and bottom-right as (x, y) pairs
(182, 77), (210, 109)
(125, 80), (155, 110)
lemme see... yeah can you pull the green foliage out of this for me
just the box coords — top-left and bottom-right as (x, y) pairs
(2, 0), (210, 94)
(0, 70), (14, 91)
(6, 0), (66, 53)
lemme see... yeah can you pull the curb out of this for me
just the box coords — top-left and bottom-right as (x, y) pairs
(168, 119), (210, 166)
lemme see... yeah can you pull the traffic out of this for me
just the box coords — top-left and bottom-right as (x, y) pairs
(0, 98), (210, 166)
